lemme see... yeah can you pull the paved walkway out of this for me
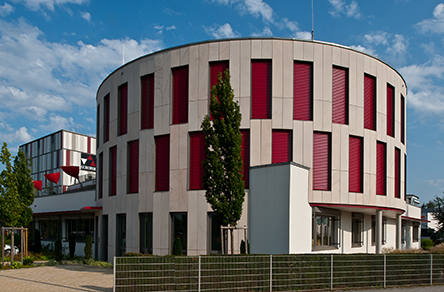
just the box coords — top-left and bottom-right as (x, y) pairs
(0, 265), (113, 292)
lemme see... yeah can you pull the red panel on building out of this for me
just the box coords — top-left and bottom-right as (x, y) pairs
(190, 132), (206, 190)
(293, 62), (313, 121)
(395, 148), (401, 198)
(364, 74), (376, 130)
(401, 95), (405, 144)
(349, 136), (363, 193)
(332, 67), (348, 124)
(141, 74), (154, 129)
(104, 94), (110, 142)
(172, 66), (189, 124)
(313, 132), (331, 191)
(241, 130), (250, 189)
(155, 135), (170, 191)
(210, 61), (229, 90)
(387, 84), (395, 137)
(110, 146), (117, 196)
(376, 142), (386, 196)
(99, 153), (103, 199)
(119, 83), (128, 135)
(251, 60), (271, 119)
(128, 140), (139, 194)
(272, 130), (292, 164)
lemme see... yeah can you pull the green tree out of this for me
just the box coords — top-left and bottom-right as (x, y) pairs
(14, 149), (34, 227)
(0, 142), (20, 227)
(201, 69), (244, 254)
(429, 195), (444, 239)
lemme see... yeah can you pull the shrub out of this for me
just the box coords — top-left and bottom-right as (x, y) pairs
(172, 237), (182, 256)
(422, 238), (434, 250)
(34, 230), (42, 253)
(23, 257), (34, 266)
(429, 242), (444, 253)
(68, 233), (76, 258)
(84, 235), (92, 259)
(125, 252), (144, 257)
(54, 239), (63, 261)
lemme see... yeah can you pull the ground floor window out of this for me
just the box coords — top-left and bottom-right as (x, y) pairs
(371, 216), (387, 246)
(66, 218), (94, 242)
(352, 213), (364, 247)
(116, 214), (126, 256)
(208, 213), (223, 253)
(413, 222), (420, 242)
(312, 207), (340, 250)
(171, 213), (187, 255)
(39, 219), (61, 240)
(139, 213), (153, 254)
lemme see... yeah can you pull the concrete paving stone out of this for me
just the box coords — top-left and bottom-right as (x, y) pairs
(0, 265), (113, 292)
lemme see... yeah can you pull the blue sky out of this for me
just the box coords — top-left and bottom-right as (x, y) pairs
(0, 0), (444, 204)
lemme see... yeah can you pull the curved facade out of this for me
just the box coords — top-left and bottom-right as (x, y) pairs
(96, 38), (416, 260)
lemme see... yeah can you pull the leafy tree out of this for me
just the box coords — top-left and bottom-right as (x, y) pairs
(84, 235), (93, 259)
(425, 195), (444, 240)
(201, 69), (244, 254)
(0, 142), (34, 227)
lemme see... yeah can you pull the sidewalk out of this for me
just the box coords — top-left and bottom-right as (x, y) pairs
(0, 265), (113, 292)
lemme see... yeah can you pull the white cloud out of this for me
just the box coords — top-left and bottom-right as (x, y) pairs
(0, 17), (163, 134)
(424, 178), (444, 187)
(349, 45), (377, 56)
(416, 3), (444, 34)
(166, 25), (176, 30)
(359, 31), (408, 65)
(80, 11), (90, 22)
(0, 2), (14, 16)
(251, 26), (272, 37)
(15, 0), (87, 11)
(205, 23), (241, 38)
(212, 0), (274, 22)
(328, 0), (361, 19)
(364, 31), (388, 45)
(295, 31), (312, 40)
(0, 125), (32, 144)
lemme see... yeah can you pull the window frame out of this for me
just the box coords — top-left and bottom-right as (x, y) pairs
(312, 207), (341, 251)
(352, 213), (364, 247)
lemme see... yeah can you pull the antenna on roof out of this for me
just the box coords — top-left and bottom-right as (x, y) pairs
(311, 0), (314, 40)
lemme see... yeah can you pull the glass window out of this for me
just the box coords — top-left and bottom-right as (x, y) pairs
(312, 208), (340, 250)
(208, 213), (223, 254)
(371, 216), (387, 246)
(352, 214), (364, 247)
(413, 222), (419, 242)
(116, 214), (126, 256)
(139, 213), (153, 254)
(171, 213), (187, 255)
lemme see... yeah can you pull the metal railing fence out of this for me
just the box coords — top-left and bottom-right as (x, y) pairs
(114, 254), (444, 292)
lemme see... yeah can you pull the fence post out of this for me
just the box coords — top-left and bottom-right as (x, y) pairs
(430, 254), (433, 286)
(198, 255), (201, 292)
(383, 254), (386, 288)
(330, 254), (333, 291)
(113, 257), (116, 292)
(270, 254), (273, 292)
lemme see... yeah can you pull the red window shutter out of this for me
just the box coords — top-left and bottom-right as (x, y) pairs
(251, 60), (271, 119)
(172, 66), (189, 124)
(272, 130), (292, 164)
(332, 66), (348, 124)
(97, 105), (100, 146)
(387, 84), (395, 137)
(155, 135), (170, 191)
(404, 154), (407, 200)
(210, 61), (229, 90)
(313, 132), (331, 191)
(401, 95), (405, 144)
(66, 149), (70, 166)
(190, 132), (206, 190)
(395, 148), (400, 198)
(104, 94), (109, 142)
(293, 62), (313, 121)
(98, 152), (103, 199)
(376, 142), (386, 195)
(110, 146), (117, 196)
(349, 136), (363, 193)
(128, 140), (139, 194)
(87, 137), (91, 154)
(119, 83), (128, 135)
(241, 130), (250, 189)
(364, 74), (376, 130)
(141, 74), (155, 130)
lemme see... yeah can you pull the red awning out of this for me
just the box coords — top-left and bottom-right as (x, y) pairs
(44, 172), (60, 184)
(32, 180), (42, 190)
(61, 166), (79, 179)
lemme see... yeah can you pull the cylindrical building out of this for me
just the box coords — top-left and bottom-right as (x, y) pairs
(96, 38), (415, 261)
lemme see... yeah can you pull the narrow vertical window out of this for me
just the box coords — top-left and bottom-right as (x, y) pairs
(128, 140), (139, 194)
(109, 146), (117, 196)
(313, 132), (331, 191)
(241, 130), (250, 189)
(376, 142), (386, 196)
(404, 154), (407, 201)
(104, 94), (110, 142)
(172, 66), (189, 124)
(401, 95), (405, 144)
(364, 74), (376, 130)
(272, 130), (292, 164)
(332, 66), (348, 125)
(141, 74), (154, 130)
(210, 61), (229, 90)
(395, 147), (401, 198)
(349, 136), (363, 193)
(251, 60), (272, 119)
(155, 135), (170, 191)
(98, 152), (103, 199)
(387, 84), (395, 137)
(293, 61), (313, 121)
(189, 132), (206, 190)
(119, 83), (128, 136)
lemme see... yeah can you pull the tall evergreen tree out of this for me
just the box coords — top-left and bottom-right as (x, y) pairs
(0, 142), (20, 227)
(14, 149), (34, 227)
(201, 69), (244, 254)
